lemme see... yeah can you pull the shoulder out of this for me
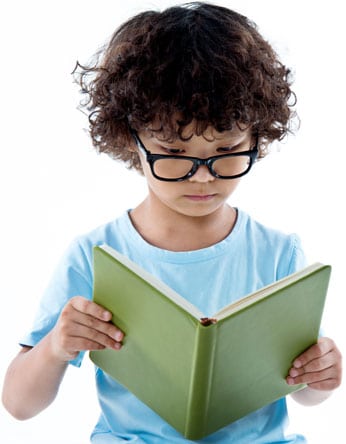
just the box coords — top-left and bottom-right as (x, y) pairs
(52, 212), (130, 286)
(69, 211), (130, 260)
(238, 209), (298, 244)
(251, 214), (297, 243)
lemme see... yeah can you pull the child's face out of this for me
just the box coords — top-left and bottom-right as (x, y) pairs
(135, 123), (255, 219)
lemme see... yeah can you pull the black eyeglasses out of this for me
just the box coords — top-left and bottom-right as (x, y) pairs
(132, 131), (258, 182)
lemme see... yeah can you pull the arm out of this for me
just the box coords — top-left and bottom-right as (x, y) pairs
(2, 296), (123, 420)
(287, 337), (342, 406)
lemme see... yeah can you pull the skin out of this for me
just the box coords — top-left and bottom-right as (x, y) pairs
(2, 124), (342, 420)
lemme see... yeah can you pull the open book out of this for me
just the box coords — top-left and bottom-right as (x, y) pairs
(90, 244), (331, 439)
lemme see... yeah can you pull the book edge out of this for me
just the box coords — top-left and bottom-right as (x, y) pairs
(97, 244), (204, 320)
(214, 263), (330, 320)
(97, 245), (330, 326)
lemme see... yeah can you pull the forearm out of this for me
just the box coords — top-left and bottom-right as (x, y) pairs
(2, 332), (68, 420)
(3, 297), (123, 420)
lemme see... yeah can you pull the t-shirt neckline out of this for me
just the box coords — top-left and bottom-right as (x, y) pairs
(121, 208), (245, 263)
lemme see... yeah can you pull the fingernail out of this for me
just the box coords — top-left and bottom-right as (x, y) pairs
(294, 359), (302, 368)
(290, 368), (299, 377)
(115, 331), (123, 342)
(103, 311), (112, 320)
(287, 377), (295, 385)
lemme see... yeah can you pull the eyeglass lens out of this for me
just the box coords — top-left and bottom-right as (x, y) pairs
(152, 155), (251, 180)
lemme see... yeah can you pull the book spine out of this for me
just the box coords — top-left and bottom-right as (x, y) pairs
(184, 322), (218, 440)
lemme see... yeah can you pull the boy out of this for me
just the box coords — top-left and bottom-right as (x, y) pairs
(2, 2), (342, 443)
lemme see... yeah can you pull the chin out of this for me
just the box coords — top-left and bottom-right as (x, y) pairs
(174, 203), (226, 218)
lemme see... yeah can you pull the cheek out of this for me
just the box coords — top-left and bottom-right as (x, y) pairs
(139, 159), (158, 185)
(209, 179), (241, 199)
(233, 178), (241, 189)
(147, 178), (177, 198)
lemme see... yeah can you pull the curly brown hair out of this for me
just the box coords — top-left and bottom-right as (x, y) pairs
(74, 2), (297, 171)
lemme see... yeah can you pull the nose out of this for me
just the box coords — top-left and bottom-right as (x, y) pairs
(188, 164), (215, 183)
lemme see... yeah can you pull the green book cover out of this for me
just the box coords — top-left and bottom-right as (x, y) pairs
(90, 244), (331, 440)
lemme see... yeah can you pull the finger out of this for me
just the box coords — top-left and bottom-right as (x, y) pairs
(75, 311), (124, 342)
(58, 298), (124, 352)
(60, 335), (112, 353)
(70, 325), (122, 351)
(289, 351), (336, 377)
(287, 343), (342, 390)
(292, 337), (335, 369)
(307, 379), (341, 391)
(287, 368), (339, 390)
(71, 296), (113, 322)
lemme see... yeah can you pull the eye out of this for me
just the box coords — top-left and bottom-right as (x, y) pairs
(161, 146), (185, 155)
(217, 146), (236, 153)
(217, 143), (247, 154)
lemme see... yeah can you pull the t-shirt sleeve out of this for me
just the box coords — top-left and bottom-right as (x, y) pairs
(19, 238), (94, 367)
(276, 233), (307, 281)
(287, 234), (308, 274)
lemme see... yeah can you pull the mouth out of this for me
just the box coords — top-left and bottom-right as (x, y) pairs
(184, 194), (217, 202)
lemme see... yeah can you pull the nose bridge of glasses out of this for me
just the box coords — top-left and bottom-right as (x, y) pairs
(188, 158), (215, 181)
(196, 156), (212, 166)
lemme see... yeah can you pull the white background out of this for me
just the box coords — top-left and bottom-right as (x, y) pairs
(0, 1), (344, 443)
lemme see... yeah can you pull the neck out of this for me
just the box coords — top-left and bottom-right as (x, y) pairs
(130, 199), (237, 251)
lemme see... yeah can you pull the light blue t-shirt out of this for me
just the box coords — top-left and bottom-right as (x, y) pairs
(20, 209), (307, 443)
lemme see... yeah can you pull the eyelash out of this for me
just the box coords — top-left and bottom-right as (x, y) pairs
(161, 146), (239, 155)
(217, 147), (234, 153)
(163, 147), (184, 154)
(158, 140), (248, 155)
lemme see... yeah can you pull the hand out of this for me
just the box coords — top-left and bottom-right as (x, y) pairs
(49, 296), (124, 362)
(287, 337), (342, 391)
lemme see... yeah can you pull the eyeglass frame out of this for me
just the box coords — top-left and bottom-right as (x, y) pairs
(131, 130), (259, 182)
